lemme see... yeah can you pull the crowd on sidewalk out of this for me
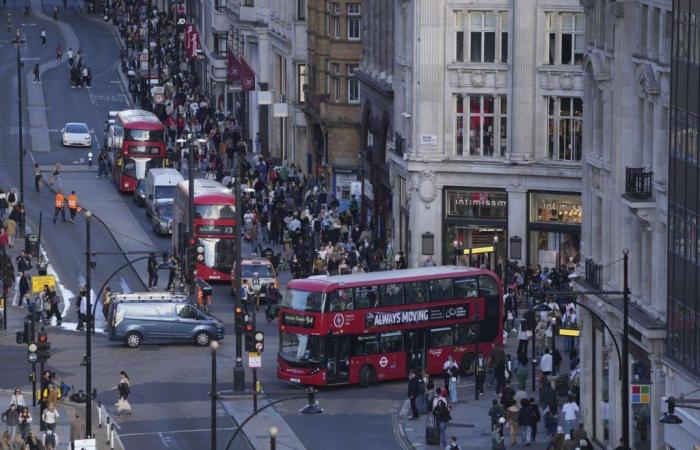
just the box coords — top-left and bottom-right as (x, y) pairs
(404, 263), (603, 450)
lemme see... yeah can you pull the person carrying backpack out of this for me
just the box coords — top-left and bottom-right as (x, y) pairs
(432, 389), (452, 448)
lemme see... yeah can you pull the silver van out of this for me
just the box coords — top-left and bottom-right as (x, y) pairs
(107, 292), (224, 348)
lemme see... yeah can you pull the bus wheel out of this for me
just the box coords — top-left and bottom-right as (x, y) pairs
(359, 365), (376, 388)
(460, 352), (476, 376)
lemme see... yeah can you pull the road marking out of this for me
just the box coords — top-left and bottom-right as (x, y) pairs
(120, 427), (238, 437)
(21, 57), (40, 61)
(119, 276), (131, 293)
(158, 433), (171, 448)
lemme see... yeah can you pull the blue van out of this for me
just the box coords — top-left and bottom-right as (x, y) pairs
(107, 292), (224, 348)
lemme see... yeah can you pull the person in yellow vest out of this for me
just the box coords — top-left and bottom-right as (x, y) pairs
(67, 191), (79, 223)
(52, 190), (66, 223)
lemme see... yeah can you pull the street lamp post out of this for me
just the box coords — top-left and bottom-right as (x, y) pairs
(233, 152), (245, 391)
(621, 249), (630, 450)
(13, 29), (26, 238)
(269, 426), (278, 450)
(210, 340), (219, 450)
(187, 136), (195, 296)
(85, 210), (93, 438)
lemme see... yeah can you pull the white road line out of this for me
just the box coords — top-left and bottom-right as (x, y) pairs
(119, 427), (238, 437)
(118, 276), (131, 293)
(158, 433), (171, 448)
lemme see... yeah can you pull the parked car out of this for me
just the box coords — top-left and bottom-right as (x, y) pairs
(134, 179), (147, 206)
(107, 292), (224, 348)
(61, 122), (92, 147)
(150, 199), (173, 236)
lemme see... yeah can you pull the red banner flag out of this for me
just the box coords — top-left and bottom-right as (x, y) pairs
(227, 49), (240, 82)
(184, 24), (193, 53)
(241, 57), (256, 91)
(188, 27), (201, 59)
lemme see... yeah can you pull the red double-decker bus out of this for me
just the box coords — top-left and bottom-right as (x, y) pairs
(107, 109), (167, 192)
(277, 266), (503, 386)
(173, 179), (236, 281)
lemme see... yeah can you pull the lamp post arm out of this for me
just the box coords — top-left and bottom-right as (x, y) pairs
(91, 255), (150, 320)
(569, 300), (623, 380)
(224, 393), (309, 450)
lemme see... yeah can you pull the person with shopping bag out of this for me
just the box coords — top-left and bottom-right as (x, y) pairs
(113, 371), (132, 415)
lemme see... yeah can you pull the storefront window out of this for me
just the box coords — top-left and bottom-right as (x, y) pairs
(445, 224), (505, 271)
(528, 193), (581, 269)
(594, 326), (610, 446)
(529, 193), (582, 225)
(631, 357), (651, 450)
(529, 231), (580, 269)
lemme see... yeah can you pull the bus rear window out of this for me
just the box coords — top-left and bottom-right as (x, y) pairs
(195, 204), (236, 219)
(282, 289), (323, 312)
(125, 129), (165, 142)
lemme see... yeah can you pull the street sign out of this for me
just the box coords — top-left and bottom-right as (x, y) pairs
(31, 275), (56, 293)
(248, 352), (261, 368)
(558, 327), (580, 337)
(631, 384), (650, 404)
(28, 352), (37, 363)
(73, 439), (96, 450)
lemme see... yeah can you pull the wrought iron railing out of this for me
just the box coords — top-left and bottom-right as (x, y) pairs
(624, 167), (653, 200)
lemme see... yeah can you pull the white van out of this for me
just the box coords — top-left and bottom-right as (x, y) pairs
(145, 168), (184, 217)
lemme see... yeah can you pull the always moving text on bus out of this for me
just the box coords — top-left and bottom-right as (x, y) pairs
(172, 179), (236, 282)
(277, 266), (503, 386)
(107, 109), (167, 193)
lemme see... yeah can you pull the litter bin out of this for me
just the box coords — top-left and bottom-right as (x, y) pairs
(25, 234), (39, 258)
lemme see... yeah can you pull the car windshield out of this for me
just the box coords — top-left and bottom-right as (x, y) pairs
(154, 186), (176, 199)
(157, 204), (173, 217)
(281, 289), (323, 312)
(195, 204), (236, 219)
(242, 264), (273, 278)
(125, 129), (165, 142)
(279, 332), (324, 364)
(66, 124), (89, 134)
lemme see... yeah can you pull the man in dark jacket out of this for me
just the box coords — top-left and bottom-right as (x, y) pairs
(16, 251), (32, 273)
(518, 399), (535, 445)
(147, 252), (159, 289)
(18, 271), (30, 307)
(407, 370), (420, 420)
(539, 381), (557, 413)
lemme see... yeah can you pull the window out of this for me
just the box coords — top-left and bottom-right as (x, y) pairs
(380, 331), (404, 353)
(325, 1), (331, 36)
(325, 60), (331, 95)
(379, 283), (404, 306)
(332, 3), (340, 39)
(430, 327), (454, 348)
(354, 286), (378, 309)
(353, 334), (378, 355)
(547, 96), (583, 161)
(429, 279), (453, 302)
(455, 11), (508, 63)
(453, 277), (479, 298)
(281, 289), (323, 312)
(328, 288), (353, 311)
(213, 32), (228, 57)
(215, 0), (227, 11)
(546, 12), (584, 65)
(347, 4), (361, 40)
(297, 0), (306, 21)
(478, 275), (499, 297)
(347, 64), (360, 103)
(404, 281), (429, 304)
(297, 64), (307, 103)
(244, 0), (254, 6)
(455, 323), (480, 344)
(332, 63), (340, 102)
(455, 94), (507, 157)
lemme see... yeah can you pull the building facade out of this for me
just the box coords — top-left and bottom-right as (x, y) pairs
(197, 0), (309, 164)
(576, 1), (671, 449)
(405, 0), (583, 273)
(663, 0), (700, 448)
(304, 0), (363, 189)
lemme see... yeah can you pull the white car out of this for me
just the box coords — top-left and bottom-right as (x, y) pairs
(62, 122), (92, 147)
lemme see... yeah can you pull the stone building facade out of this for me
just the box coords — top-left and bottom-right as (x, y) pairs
(303, 0), (363, 188)
(575, 1), (671, 449)
(404, 0), (583, 274)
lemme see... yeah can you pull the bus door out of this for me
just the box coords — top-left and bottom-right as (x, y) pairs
(406, 330), (427, 372)
(325, 334), (351, 384)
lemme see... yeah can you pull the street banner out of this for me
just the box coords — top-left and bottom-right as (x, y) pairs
(31, 275), (56, 293)
(184, 24), (193, 54)
(227, 49), (240, 82)
(190, 28), (201, 58)
(241, 57), (256, 91)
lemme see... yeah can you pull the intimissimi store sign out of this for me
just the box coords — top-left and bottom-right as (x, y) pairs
(445, 189), (508, 220)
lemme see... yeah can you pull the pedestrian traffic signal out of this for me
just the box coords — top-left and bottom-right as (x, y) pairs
(27, 343), (37, 363)
(244, 323), (255, 352)
(37, 328), (50, 361)
(254, 331), (264, 353)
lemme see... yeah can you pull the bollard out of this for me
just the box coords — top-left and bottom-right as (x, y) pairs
(98, 402), (103, 428)
(106, 418), (111, 444)
(110, 429), (115, 449)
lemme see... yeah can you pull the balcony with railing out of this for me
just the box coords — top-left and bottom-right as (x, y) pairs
(624, 167), (653, 201)
(584, 258), (603, 290)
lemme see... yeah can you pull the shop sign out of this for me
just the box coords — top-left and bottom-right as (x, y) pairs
(363, 178), (374, 201)
(631, 384), (650, 404)
(365, 305), (469, 328)
(446, 189), (507, 220)
(530, 193), (582, 225)
(282, 312), (315, 329)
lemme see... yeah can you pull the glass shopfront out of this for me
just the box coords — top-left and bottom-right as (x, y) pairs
(443, 188), (507, 272)
(631, 349), (652, 450)
(592, 319), (611, 447)
(527, 192), (581, 270)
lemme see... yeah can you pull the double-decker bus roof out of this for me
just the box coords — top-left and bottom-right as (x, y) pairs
(117, 109), (164, 130)
(290, 266), (493, 292)
(177, 179), (235, 205)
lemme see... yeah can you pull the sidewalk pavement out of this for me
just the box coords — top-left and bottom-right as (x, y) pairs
(221, 395), (305, 450)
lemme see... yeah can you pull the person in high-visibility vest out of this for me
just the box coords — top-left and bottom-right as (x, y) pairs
(52, 189), (66, 223)
(67, 191), (79, 223)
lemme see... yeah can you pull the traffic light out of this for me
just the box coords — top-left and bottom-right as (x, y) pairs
(37, 328), (51, 361)
(234, 305), (246, 334)
(254, 331), (264, 353)
(244, 323), (255, 352)
(27, 343), (37, 364)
